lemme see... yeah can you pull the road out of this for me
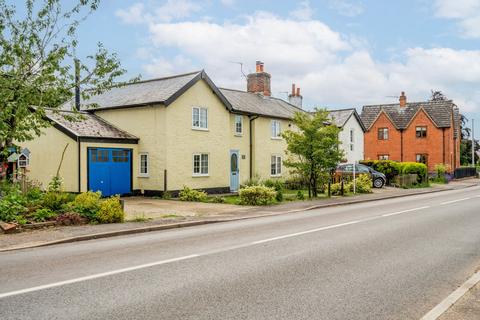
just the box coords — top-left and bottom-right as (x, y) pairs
(1, 186), (480, 320)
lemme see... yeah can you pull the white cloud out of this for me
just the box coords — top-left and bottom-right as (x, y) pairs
(155, 0), (203, 22)
(434, 0), (480, 38)
(329, 0), (364, 17)
(291, 1), (314, 20)
(115, 3), (146, 25)
(134, 10), (480, 113)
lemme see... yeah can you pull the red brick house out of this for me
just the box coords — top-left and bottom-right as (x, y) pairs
(361, 92), (461, 173)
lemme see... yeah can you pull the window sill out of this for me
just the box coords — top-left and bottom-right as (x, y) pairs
(271, 137), (282, 140)
(192, 174), (209, 177)
(138, 175), (149, 178)
(192, 127), (209, 132)
(270, 174), (282, 177)
(234, 133), (243, 137)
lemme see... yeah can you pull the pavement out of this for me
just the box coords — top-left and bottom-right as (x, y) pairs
(1, 184), (480, 319)
(438, 280), (480, 320)
(0, 179), (478, 251)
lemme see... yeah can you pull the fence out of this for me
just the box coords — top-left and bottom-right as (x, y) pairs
(454, 167), (477, 179)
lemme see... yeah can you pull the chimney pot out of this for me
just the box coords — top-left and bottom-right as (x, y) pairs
(296, 87), (300, 97)
(292, 83), (296, 96)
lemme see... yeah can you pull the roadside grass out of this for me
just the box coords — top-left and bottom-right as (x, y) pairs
(160, 214), (180, 219)
(129, 213), (151, 222)
(216, 189), (327, 205)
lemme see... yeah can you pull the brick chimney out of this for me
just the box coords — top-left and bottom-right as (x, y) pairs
(288, 83), (303, 109)
(247, 61), (271, 96)
(399, 91), (407, 107)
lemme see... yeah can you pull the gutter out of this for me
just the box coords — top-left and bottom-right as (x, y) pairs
(249, 115), (259, 179)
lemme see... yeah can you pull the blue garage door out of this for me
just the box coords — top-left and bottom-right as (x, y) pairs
(88, 148), (132, 197)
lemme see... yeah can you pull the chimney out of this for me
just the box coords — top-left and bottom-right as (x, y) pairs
(399, 91), (407, 107)
(247, 61), (271, 96)
(288, 83), (303, 109)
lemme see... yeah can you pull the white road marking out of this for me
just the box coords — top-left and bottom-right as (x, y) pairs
(381, 206), (431, 217)
(0, 254), (199, 299)
(251, 220), (363, 245)
(440, 198), (471, 205)
(420, 270), (480, 320)
(0, 196), (474, 299)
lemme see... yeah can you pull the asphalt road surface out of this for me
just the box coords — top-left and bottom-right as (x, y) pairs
(1, 186), (480, 320)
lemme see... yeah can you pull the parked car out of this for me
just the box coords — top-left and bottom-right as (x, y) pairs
(336, 163), (386, 188)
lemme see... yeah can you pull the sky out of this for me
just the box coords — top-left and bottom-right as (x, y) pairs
(70, 0), (480, 137)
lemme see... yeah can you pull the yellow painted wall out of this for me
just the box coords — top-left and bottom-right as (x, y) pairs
(252, 117), (293, 181)
(79, 142), (138, 192)
(95, 105), (166, 192)
(165, 80), (236, 190)
(21, 127), (79, 192)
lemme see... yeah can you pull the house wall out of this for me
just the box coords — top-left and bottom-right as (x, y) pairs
(164, 80), (233, 191)
(402, 110), (453, 172)
(364, 109), (459, 172)
(339, 115), (364, 163)
(95, 105), (167, 192)
(21, 126), (79, 192)
(251, 117), (292, 181)
(364, 112), (402, 161)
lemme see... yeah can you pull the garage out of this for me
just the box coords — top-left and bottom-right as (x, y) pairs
(88, 147), (132, 197)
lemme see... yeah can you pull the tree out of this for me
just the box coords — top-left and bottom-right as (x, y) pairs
(430, 90), (447, 102)
(0, 0), (136, 158)
(283, 109), (343, 198)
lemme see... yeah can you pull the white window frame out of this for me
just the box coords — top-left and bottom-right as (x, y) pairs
(270, 155), (282, 176)
(234, 115), (243, 135)
(271, 120), (281, 139)
(193, 153), (209, 176)
(139, 153), (149, 177)
(192, 107), (208, 130)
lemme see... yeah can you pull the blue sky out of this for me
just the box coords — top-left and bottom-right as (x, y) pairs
(70, 0), (480, 137)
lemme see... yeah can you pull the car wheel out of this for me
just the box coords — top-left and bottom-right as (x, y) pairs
(373, 178), (384, 188)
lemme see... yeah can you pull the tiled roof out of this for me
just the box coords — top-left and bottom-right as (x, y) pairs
(62, 71), (204, 110)
(328, 109), (355, 128)
(45, 109), (138, 140)
(361, 101), (460, 136)
(219, 88), (305, 119)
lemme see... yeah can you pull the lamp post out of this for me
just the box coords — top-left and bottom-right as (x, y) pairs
(472, 119), (475, 167)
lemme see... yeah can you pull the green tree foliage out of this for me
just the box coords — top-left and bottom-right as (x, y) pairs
(0, 0), (137, 157)
(283, 109), (343, 198)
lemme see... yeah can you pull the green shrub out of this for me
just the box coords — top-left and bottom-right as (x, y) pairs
(353, 174), (372, 193)
(32, 208), (57, 222)
(69, 191), (102, 220)
(239, 185), (276, 205)
(330, 182), (343, 196)
(0, 189), (28, 223)
(162, 191), (172, 200)
(210, 196), (226, 203)
(360, 160), (400, 183)
(42, 192), (71, 211)
(296, 190), (305, 200)
(96, 196), (124, 223)
(241, 174), (262, 187)
(399, 162), (427, 182)
(179, 186), (207, 202)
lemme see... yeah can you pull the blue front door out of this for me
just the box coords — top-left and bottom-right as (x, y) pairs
(230, 150), (240, 192)
(88, 148), (132, 197)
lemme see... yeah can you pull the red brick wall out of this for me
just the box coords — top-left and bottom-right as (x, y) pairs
(364, 109), (459, 172)
(364, 112), (402, 161)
